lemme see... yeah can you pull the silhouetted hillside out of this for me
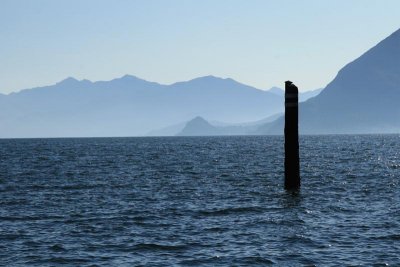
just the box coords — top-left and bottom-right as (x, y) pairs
(148, 113), (282, 136)
(177, 117), (220, 136)
(260, 28), (400, 134)
(177, 116), (255, 136)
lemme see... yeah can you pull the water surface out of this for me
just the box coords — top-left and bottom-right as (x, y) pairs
(0, 135), (399, 266)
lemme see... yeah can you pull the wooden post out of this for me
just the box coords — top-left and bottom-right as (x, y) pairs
(284, 81), (300, 190)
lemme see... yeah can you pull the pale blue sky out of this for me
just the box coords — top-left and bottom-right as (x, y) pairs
(1, 0), (399, 93)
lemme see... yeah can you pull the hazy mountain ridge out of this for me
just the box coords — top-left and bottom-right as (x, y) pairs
(2, 28), (399, 137)
(148, 113), (283, 136)
(0, 75), (285, 137)
(173, 113), (282, 136)
(177, 116), (258, 136)
(152, 89), (320, 136)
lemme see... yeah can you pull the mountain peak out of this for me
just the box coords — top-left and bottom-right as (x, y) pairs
(177, 75), (246, 87)
(55, 77), (93, 87)
(58, 77), (79, 85)
(120, 74), (141, 80)
(111, 74), (161, 87)
(177, 116), (218, 136)
(191, 116), (209, 123)
(191, 75), (224, 82)
(169, 75), (229, 88)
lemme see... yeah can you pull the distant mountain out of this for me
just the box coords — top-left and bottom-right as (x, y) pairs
(176, 113), (283, 136)
(4, 28), (398, 137)
(0, 75), (283, 137)
(145, 112), (282, 136)
(177, 116), (256, 136)
(177, 117), (220, 136)
(261, 28), (400, 134)
(156, 86), (324, 137)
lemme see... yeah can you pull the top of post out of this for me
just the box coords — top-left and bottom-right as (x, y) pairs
(285, 81), (298, 94)
(285, 80), (293, 85)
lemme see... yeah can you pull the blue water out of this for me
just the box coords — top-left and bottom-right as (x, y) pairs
(0, 135), (399, 266)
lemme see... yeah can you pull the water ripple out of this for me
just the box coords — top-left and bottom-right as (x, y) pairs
(0, 135), (399, 266)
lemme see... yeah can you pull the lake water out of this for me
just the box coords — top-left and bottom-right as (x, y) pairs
(0, 135), (399, 266)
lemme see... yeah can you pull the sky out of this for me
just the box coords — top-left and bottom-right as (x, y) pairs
(0, 0), (399, 94)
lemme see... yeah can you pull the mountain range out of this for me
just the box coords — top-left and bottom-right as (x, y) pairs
(0, 75), (289, 138)
(177, 28), (400, 136)
(1, 28), (399, 137)
(148, 89), (320, 136)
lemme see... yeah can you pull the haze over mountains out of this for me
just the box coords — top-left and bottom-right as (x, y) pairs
(175, 114), (282, 136)
(178, 28), (400, 136)
(1, 28), (399, 137)
(0, 75), (288, 138)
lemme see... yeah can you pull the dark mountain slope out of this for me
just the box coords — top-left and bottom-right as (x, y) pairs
(262, 28), (400, 134)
